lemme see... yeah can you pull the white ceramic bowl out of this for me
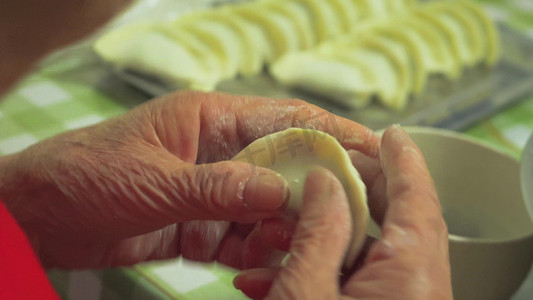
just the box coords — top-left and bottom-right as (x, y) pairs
(521, 132), (533, 220)
(403, 127), (533, 300)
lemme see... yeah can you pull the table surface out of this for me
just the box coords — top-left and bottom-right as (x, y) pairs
(2, 0), (533, 299)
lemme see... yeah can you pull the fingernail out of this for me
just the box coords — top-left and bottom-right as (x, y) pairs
(382, 124), (408, 159)
(233, 269), (263, 289)
(390, 124), (405, 135)
(233, 273), (245, 290)
(243, 174), (290, 212)
(233, 270), (268, 293)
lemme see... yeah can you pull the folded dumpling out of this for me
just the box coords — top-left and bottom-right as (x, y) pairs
(232, 128), (368, 269)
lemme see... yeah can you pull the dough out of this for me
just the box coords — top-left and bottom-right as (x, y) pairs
(232, 128), (368, 269)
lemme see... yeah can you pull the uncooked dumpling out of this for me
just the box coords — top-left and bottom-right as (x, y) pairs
(93, 23), (218, 91)
(232, 128), (368, 269)
(269, 0), (498, 110)
(270, 51), (376, 108)
(94, 0), (415, 90)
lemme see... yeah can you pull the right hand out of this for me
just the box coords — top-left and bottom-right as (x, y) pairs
(234, 125), (453, 300)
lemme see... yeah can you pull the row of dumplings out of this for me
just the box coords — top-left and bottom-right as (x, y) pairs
(271, 1), (500, 110)
(95, 0), (416, 91)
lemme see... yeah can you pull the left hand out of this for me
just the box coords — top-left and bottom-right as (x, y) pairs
(0, 91), (379, 269)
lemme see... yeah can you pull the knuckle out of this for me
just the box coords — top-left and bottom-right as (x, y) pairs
(401, 213), (448, 243)
(288, 97), (309, 107)
(191, 162), (240, 211)
(357, 126), (375, 145)
(173, 166), (207, 211)
(398, 222), (427, 242)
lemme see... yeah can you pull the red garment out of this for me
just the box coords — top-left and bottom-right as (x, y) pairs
(0, 201), (59, 299)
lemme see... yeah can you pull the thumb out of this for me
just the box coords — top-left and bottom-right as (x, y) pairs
(265, 167), (352, 299)
(163, 160), (290, 223)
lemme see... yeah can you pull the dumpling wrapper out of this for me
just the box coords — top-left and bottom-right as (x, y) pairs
(231, 3), (300, 62)
(270, 51), (376, 109)
(94, 23), (217, 90)
(364, 0), (389, 18)
(405, 14), (462, 80)
(232, 128), (369, 269)
(287, 0), (343, 42)
(177, 18), (243, 80)
(176, 10), (264, 76)
(324, 36), (410, 110)
(330, 0), (360, 31)
(431, 1), (500, 66)
(371, 24), (427, 95)
(460, 1), (500, 66)
(345, 35), (412, 110)
(262, 0), (317, 50)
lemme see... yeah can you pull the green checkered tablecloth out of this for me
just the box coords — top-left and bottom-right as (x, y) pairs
(46, 259), (249, 300)
(2, 1), (533, 299)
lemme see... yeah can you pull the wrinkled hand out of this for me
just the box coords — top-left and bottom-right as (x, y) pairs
(0, 91), (379, 269)
(234, 125), (453, 300)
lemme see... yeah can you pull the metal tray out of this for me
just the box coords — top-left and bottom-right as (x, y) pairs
(112, 23), (533, 131)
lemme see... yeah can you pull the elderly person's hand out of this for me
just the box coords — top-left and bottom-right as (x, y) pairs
(0, 91), (379, 269)
(233, 125), (453, 300)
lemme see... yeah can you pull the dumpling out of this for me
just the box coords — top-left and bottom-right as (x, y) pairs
(232, 128), (368, 269)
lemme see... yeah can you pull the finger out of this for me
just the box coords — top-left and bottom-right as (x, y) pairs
(174, 161), (290, 222)
(180, 220), (230, 262)
(156, 91), (380, 161)
(368, 174), (388, 225)
(215, 231), (246, 270)
(98, 153), (291, 237)
(260, 215), (298, 252)
(187, 221), (290, 270)
(267, 167), (351, 299)
(242, 224), (287, 269)
(348, 150), (387, 225)
(340, 236), (377, 285)
(234, 223), (256, 237)
(227, 92), (380, 158)
(234, 268), (278, 300)
(74, 224), (180, 268)
(348, 150), (382, 187)
(363, 125), (446, 264)
(237, 216), (297, 269)
(342, 125), (451, 298)
(143, 159), (291, 228)
(377, 125), (446, 251)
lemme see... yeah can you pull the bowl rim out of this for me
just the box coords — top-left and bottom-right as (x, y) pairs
(388, 126), (533, 244)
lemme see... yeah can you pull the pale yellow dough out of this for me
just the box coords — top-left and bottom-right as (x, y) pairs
(232, 128), (368, 269)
